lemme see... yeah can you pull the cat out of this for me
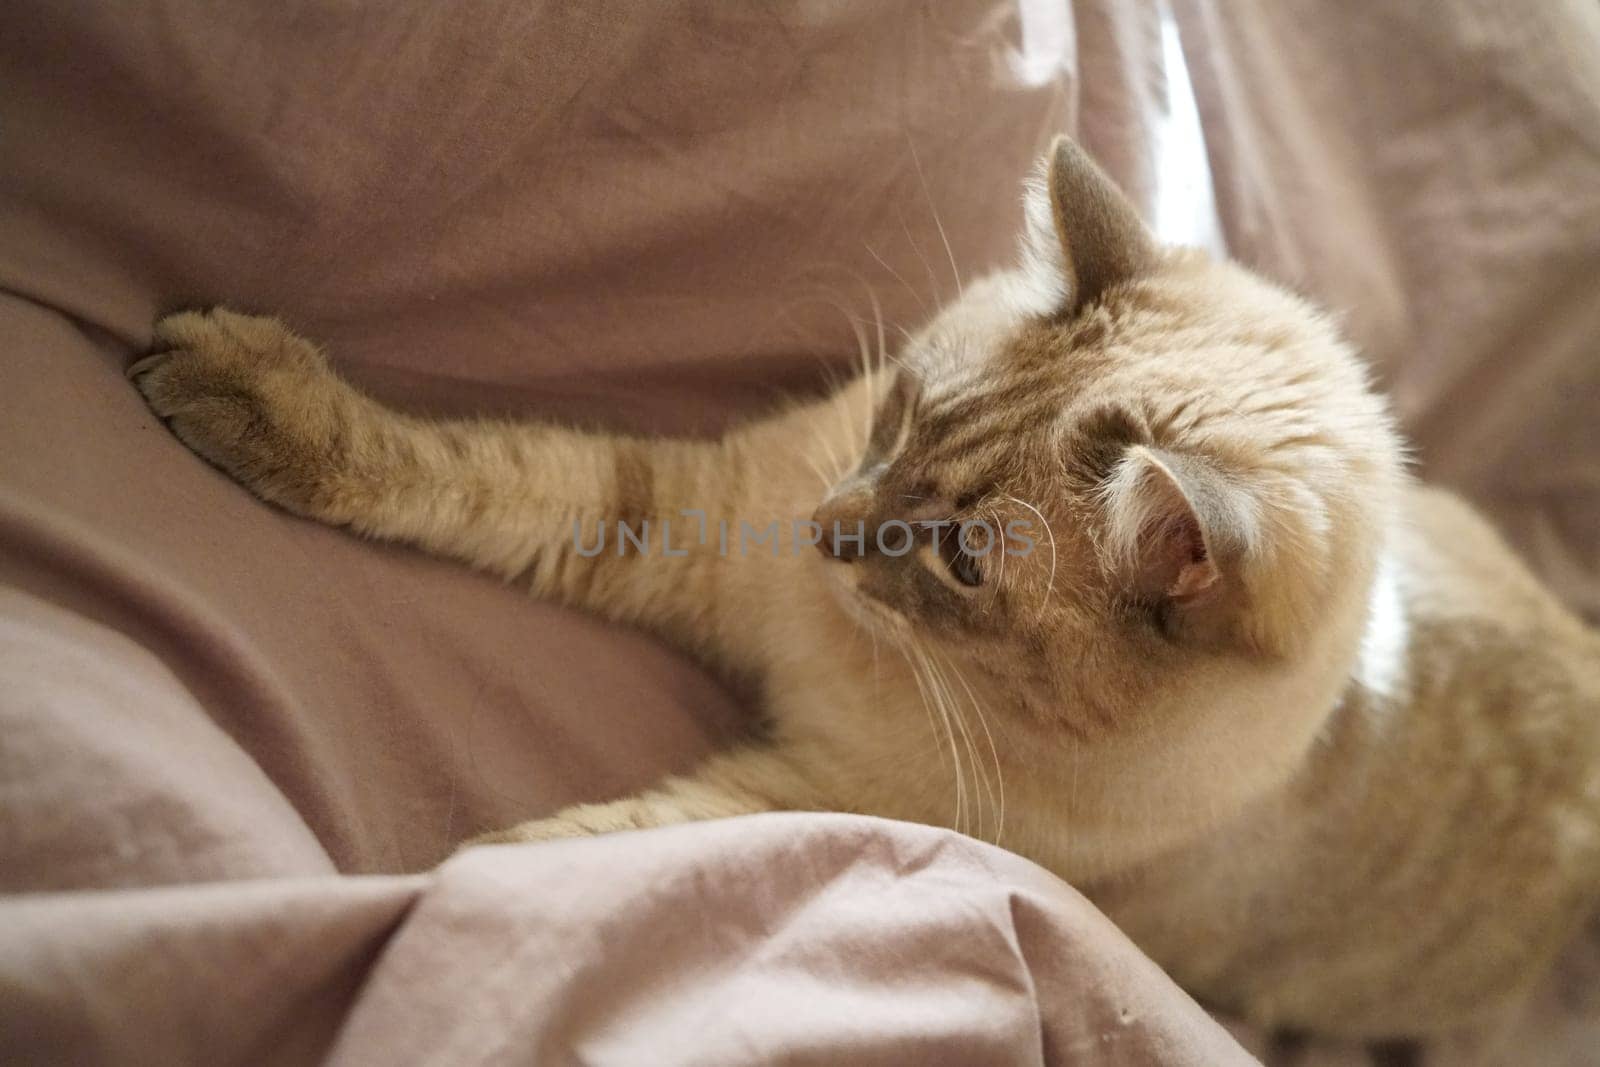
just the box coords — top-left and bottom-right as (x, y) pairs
(129, 136), (1600, 1042)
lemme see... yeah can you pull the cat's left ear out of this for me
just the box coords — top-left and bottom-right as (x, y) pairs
(1099, 446), (1256, 609)
(1022, 136), (1156, 314)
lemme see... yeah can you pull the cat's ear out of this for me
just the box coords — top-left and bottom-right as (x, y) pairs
(1099, 446), (1255, 607)
(1022, 136), (1156, 314)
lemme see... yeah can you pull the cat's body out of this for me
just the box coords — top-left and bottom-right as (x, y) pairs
(131, 138), (1600, 1041)
(1099, 486), (1600, 1036)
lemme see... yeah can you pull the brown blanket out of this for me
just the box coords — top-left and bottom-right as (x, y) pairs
(2, 1), (1596, 1063)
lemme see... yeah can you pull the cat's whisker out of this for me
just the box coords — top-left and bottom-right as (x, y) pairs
(867, 289), (891, 378)
(814, 352), (845, 399)
(892, 636), (954, 781)
(869, 626), (882, 724)
(922, 642), (989, 841)
(829, 386), (864, 470)
(861, 289), (887, 379)
(878, 349), (914, 377)
(845, 302), (880, 457)
(1004, 493), (1058, 615)
(929, 659), (983, 842)
(800, 283), (876, 463)
(1067, 739), (1080, 850)
(848, 292), (910, 381)
(896, 203), (944, 317)
(910, 641), (968, 836)
(787, 274), (900, 467)
(934, 648), (1006, 848)
(811, 426), (848, 484)
(863, 240), (929, 318)
(863, 292), (919, 457)
(904, 132), (963, 299)
(983, 504), (1008, 613)
(859, 290), (910, 461)
(795, 377), (851, 485)
(948, 667), (999, 846)
(798, 452), (834, 494)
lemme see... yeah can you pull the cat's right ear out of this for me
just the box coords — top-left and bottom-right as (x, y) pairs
(1021, 136), (1156, 314)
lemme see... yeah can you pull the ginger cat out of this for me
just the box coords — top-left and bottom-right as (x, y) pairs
(130, 138), (1600, 1041)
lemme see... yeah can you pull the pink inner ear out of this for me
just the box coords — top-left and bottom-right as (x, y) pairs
(1111, 445), (1232, 603)
(1150, 509), (1218, 600)
(1169, 556), (1219, 599)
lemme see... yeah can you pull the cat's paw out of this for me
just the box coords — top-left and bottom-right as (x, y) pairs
(130, 309), (348, 513)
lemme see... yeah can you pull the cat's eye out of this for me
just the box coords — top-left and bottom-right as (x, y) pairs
(949, 548), (984, 587)
(936, 530), (985, 588)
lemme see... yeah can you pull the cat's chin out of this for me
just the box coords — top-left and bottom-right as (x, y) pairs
(823, 569), (913, 642)
(853, 597), (911, 640)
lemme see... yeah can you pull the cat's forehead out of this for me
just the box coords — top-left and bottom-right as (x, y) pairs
(901, 285), (1124, 459)
(908, 272), (1057, 395)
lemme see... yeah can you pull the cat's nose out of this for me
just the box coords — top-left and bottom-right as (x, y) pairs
(811, 486), (874, 563)
(814, 522), (866, 562)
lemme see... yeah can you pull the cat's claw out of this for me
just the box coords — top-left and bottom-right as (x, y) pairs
(125, 350), (172, 382)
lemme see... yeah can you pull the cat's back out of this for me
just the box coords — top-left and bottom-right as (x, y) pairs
(1402, 484), (1598, 655)
(1397, 484), (1600, 788)
(1396, 481), (1600, 888)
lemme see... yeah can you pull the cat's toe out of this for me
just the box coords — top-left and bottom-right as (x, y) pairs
(127, 344), (210, 424)
(150, 308), (325, 371)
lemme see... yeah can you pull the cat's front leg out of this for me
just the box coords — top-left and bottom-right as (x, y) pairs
(462, 747), (824, 849)
(129, 308), (771, 659)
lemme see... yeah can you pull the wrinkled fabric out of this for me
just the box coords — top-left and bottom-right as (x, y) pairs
(0, 817), (1254, 1066)
(2, 0), (1598, 1063)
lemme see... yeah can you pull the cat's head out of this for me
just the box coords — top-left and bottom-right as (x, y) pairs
(814, 137), (1404, 873)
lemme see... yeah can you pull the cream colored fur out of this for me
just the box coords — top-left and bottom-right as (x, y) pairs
(130, 137), (1600, 1041)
